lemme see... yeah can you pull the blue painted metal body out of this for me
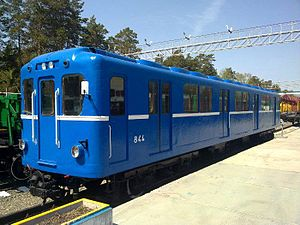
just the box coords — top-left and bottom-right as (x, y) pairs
(20, 47), (280, 179)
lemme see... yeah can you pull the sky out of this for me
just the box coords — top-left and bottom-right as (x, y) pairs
(82, 0), (300, 89)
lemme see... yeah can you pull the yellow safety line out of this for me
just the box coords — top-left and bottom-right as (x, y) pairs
(13, 198), (109, 225)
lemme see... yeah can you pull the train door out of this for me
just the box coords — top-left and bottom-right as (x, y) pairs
(221, 89), (229, 137)
(109, 76), (127, 163)
(160, 82), (171, 151)
(38, 78), (57, 163)
(253, 94), (259, 129)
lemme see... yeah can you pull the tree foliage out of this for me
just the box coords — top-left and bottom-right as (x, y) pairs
(81, 15), (108, 49)
(219, 67), (280, 91)
(24, 0), (86, 55)
(0, 0), (279, 92)
(108, 27), (140, 55)
(219, 67), (236, 80)
(160, 53), (217, 76)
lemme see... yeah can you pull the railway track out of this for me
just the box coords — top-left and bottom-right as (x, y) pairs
(1, 124), (299, 224)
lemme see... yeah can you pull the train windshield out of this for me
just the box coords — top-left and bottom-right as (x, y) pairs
(62, 74), (83, 115)
(23, 78), (33, 114)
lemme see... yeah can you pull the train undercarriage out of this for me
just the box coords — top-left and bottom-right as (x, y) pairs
(28, 130), (275, 203)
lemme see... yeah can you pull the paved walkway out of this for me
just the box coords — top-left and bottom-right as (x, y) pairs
(114, 127), (300, 225)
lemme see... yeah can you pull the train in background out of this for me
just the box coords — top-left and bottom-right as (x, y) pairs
(280, 94), (300, 124)
(19, 47), (280, 201)
(0, 92), (23, 177)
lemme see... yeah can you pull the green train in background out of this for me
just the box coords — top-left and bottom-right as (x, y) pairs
(0, 92), (24, 178)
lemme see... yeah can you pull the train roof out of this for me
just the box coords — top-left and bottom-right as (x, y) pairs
(23, 47), (277, 94)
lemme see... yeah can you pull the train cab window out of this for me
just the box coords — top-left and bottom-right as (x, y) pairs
(63, 75), (83, 115)
(110, 77), (125, 115)
(149, 81), (158, 114)
(200, 86), (212, 112)
(162, 83), (170, 114)
(41, 80), (54, 115)
(184, 84), (198, 113)
(261, 95), (272, 111)
(235, 91), (249, 111)
(23, 78), (33, 114)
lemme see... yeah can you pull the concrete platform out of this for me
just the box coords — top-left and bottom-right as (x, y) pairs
(114, 126), (300, 225)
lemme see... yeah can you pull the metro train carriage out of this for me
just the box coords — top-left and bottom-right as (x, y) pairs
(20, 47), (280, 199)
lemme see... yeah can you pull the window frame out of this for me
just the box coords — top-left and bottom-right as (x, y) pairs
(183, 83), (198, 113)
(41, 80), (55, 116)
(235, 91), (249, 111)
(23, 78), (34, 115)
(199, 85), (212, 113)
(149, 80), (159, 114)
(261, 94), (273, 111)
(110, 76), (125, 116)
(162, 82), (170, 114)
(62, 74), (84, 116)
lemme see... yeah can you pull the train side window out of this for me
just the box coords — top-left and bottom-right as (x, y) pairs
(41, 80), (54, 116)
(149, 81), (158, 114)
(162, 83), (170, 114)
(184, 84), (198, 113)
(261, 95), (271, 111)
(235, 91), (249, 111)
(63, 74), (83, 115)
(110, 77), (125, 115)
(23, 78), (33, 114)
(200, 86), (212, 112)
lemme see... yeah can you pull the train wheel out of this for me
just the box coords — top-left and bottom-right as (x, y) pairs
(126, 177), (145, 199)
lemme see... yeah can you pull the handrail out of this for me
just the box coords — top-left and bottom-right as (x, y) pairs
(108, 125), (112, 159)
(55, 88), (60, 148)
(31, 90), (36, 143)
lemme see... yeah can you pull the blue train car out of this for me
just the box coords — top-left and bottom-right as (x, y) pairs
(19, 47), (280, 199)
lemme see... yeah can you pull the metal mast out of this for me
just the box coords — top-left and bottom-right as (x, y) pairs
(127, 20), (300, 60)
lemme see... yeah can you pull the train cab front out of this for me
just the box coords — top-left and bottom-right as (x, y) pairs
(19, 48), (107, 200)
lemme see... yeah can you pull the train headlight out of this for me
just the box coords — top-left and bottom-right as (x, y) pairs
(48, 61), (54, 69)
(19, 139), (26, 151)
(71, 145), (84, 158)
(41, 62), (47, 70)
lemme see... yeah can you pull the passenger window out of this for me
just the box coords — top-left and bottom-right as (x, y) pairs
(41, 80), (54, 115)
(149, 81), (158, 114)
(184, 84), (198, 113)
(63, 74), (83, 115)
(261, 95), (272, 111)
(200, 86), (212, 112)
(162, 83), (170, 114)
(110, 77), (125, 115)
(235, 91), (249, 111)
(23, 78), (33, 114)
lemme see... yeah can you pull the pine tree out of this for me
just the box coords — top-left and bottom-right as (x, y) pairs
(24, 0), (86, 55)
(161, 53), (217, 76)
(109, 27), (140, 55)
(81, 15), (108, 49)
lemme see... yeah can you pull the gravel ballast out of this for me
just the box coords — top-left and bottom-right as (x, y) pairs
(0, 188), (51, 217)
